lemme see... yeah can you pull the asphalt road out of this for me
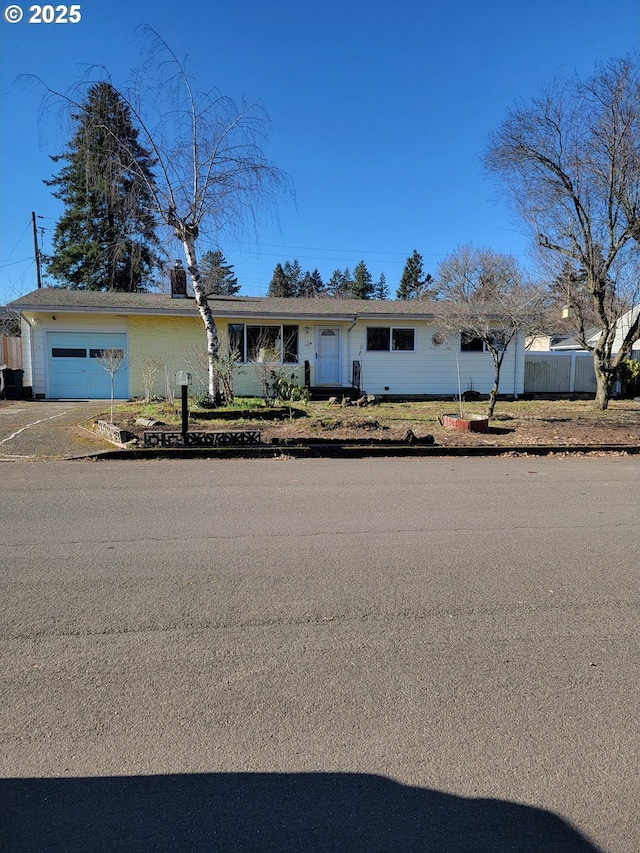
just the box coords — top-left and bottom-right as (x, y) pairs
(1, 456), (638, 852)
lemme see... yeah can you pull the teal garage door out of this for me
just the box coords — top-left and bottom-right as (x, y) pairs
(47, 332), (128, 399)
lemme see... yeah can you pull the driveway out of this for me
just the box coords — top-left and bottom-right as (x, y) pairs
(0, 400), (115, 459)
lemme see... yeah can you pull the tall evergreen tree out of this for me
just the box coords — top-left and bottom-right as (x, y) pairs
(268, 262), (290, 296)
(299, 268), (324, 297)
(327, 267), (353, 298)
(352, 260), (374, 299)
(374, 272), (389, 300)
(397, 250), (433, 299)
(46, 82), (161, 291)
(199, 249), (240, 295)
(282, 259), (302, 296)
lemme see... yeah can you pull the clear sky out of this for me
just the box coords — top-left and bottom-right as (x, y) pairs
(1, 0), (638, 304)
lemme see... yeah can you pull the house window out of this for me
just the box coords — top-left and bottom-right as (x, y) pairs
(366, 327), (415, 352)
(392, 328), (415, 351)
(460, 332), (506, 352)
(228, 324), (245, 362)
(234, 324), (299, 363)
(367, 328), (390, 351)
(282, 325), (299, 363)
(460, 333), (485, 352)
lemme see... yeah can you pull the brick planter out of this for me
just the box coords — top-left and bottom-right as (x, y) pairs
(442, 413), (489, 433)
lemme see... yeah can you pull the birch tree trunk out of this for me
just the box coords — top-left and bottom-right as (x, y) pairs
(181, 236), (219, 399)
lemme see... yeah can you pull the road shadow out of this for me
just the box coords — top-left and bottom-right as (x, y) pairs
(0, 772), (602, 852)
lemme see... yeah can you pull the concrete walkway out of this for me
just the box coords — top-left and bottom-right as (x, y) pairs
(0, 400), (115, 460)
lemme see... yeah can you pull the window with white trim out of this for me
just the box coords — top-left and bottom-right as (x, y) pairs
(460, 331), (506, 352)
(460, 332), (484, 352)
(228, 324), (299, 363)
(366, 327), (415, 352)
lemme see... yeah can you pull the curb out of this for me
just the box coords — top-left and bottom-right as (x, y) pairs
(69, 442), (640, 461)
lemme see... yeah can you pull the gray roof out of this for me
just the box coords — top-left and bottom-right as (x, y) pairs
(9, 288), (440, 321)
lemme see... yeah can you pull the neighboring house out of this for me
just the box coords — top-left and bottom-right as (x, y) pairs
(525, 333), (574, 352)
(549, 334), (598, 351)
(609, 305), (640, 356)
(9, 288), (527, 401)
(549, 308), (639, 354)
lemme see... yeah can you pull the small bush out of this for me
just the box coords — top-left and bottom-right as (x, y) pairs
(272, 373), (310, 404)
(618, 357), (640, 397)
(195, 394), (219, 409)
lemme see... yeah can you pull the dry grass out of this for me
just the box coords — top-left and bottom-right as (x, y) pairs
(109, 397), (640, 449)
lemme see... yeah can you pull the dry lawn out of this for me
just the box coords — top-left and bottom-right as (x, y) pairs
(111, 397), (640, 450)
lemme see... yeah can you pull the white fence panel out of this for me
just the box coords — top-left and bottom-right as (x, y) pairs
(524, 352), (596, 393)
(574, 355), (598, 393)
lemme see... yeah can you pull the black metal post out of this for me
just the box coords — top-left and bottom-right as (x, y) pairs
(181, 384), (189, 438)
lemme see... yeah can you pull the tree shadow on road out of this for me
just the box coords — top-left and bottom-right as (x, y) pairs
(0, 772), (602, 852)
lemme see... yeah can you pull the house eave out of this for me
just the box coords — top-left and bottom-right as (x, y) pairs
(13, 304), (200, 319)
(8, 292), (440, 323)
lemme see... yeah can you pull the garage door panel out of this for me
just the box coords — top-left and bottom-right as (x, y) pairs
(47, 332), (128, 399)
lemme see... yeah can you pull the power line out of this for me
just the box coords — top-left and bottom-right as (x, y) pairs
(1, 220), (32, 265)
(0, 257), (33, 269)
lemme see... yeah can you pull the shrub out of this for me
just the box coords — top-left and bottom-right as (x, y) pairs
(618, 357), (640, 397)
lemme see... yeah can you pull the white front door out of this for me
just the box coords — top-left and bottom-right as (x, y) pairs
(316, 327), (341, 384)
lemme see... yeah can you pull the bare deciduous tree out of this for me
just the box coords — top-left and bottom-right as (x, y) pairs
(434, 246), (546, 417)
(37, 28), (290, 397)
(140, 356), (164, 402)
(0, 307), (20, 337)
(95, 347), (127, 423)
(484, 56), (640, 409)
(127, 30), (290, 397)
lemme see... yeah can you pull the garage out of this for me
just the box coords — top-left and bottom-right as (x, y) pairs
(47, 332), (129, 399)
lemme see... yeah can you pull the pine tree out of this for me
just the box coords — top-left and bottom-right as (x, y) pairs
(282, 259), (302, 296)
(46, 82), (161, 291)
(327, 267), (354, 298)
(352, 260), (374, 299)
(397, 250), (433, 299)
(268, 262), (290, 296)
(299, 268), (324, 298)
(199, 249), (240, 295)
(374, 272), (389, 300)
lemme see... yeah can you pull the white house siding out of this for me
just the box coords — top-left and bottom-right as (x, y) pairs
(347, 323), (524, 397)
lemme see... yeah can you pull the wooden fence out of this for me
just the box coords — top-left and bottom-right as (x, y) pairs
(1, 336), (22, 369)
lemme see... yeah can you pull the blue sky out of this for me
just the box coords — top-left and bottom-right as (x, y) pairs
(1, 0), (638, 303)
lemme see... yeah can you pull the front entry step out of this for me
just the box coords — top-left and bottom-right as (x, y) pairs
(309, 386), (360, 401)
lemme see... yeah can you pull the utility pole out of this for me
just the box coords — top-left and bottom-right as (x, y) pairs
(31, 211), (43, 289)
